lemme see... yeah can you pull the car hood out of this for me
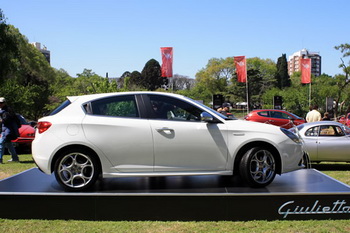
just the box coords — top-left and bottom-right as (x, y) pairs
(225, 119), (282, 133)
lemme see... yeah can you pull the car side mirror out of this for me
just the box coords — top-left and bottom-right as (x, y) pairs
(201, 112), (214, 122)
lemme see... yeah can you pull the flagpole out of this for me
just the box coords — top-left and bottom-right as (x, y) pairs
(309, 82), (311, 107)
(246, 69), (249, 114)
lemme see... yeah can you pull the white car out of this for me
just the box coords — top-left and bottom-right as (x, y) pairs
(32, 91), (306, 191)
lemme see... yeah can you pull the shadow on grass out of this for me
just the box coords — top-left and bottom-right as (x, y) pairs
(19, 160), (35, 164)
(311, 163), (350, 171)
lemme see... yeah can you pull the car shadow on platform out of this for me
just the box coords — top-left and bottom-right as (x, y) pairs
(311, 162), (350, 171)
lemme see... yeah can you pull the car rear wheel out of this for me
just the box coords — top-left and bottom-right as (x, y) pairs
(239, 147), (276, 188)
(54, 149), (100, 191)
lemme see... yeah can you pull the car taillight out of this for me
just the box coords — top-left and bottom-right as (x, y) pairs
(37, 121), (52, 134)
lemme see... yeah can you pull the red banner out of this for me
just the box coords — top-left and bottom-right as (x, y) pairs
(161, 47), (173, 77)
(301, 58), (311, 84)
(234, 56), (247, 83)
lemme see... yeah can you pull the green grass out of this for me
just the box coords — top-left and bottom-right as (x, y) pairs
(0, 219), (350, 233)
(1, 157), (350, 232)
(0, 154), (36, 180)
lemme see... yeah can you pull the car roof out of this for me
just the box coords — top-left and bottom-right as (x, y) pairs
(296, 121), (346, 132)
(301, 121), (344, 127)
(252, 109), (288, 112)
(67, 91), (187, 104)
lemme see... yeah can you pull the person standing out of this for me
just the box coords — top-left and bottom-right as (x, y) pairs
(0, 97), (19, 164)
(306, 104), (322, 123)
(322, 112), (331, 121)
(219, 103), (230, 116)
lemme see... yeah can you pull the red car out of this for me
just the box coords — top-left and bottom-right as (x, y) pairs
(244, 109), (306, 129)
(338, 113), (350, 127)
(12, 114), (36, 153)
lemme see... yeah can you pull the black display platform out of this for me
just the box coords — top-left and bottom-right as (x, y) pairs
(1, 168), (350, 221)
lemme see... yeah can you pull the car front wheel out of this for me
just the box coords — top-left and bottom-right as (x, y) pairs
(54, 149), (100, 191)
(239, 147), (276, 188)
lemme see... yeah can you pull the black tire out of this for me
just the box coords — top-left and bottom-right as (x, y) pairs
(239, 147), (276, 188)
(301, 151), (312, 169)
(54, 148), (100, 191)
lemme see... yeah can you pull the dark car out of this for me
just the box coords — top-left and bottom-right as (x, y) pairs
(244, 109), (306, 129)
(12, 114), (36, 153)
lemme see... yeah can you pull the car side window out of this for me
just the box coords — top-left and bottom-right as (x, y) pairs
(319, 125), (344, 136)
(88, 95), (139, 118)
(257, 111), (268, 117)
(281, 112), (291, 119)
(148, 95), (202, 121)
(305, 126), (319, 136)
(335, 126), (345, 136)
(270, 111), (289, 119)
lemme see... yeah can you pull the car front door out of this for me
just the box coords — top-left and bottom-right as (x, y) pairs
(268, 111), (292, 128)
(146, 94), (229, 172)
(317, 125), (350, 162)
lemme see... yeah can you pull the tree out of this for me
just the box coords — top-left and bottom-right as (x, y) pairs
(275, 54), (291, 89)
(116, 71), (131, 89)
(332, 43), (350, 117)
(195, 57), (235, 94)
(46, 69), (75, 111)
(129, 71), (142, 88)
(228, 57), (277, 108)
(140, 59), (167, 91)
(120, 71), (131, 79)
(74, 68), (117, 95)
(0, 10), (55, 119)
(171, 74), (195, 91)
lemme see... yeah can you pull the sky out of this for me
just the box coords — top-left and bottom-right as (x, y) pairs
(1, 0), (349, 79)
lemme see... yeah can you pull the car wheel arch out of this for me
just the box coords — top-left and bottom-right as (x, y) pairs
(50, 144), (102, 176)
(233, 141), (282, 175)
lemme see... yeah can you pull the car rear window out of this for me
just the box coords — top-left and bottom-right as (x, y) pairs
(89, 95), (139, 118)
(49, 100), (71, 116)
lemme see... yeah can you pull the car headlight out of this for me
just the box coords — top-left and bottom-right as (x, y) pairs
(280, 128), (302, 144)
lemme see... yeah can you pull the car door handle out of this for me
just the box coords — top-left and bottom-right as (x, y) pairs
(156, 127), (174, 136)
(156, 127), (174, 132)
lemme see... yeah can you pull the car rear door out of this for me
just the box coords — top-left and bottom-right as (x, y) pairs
(82, 94), (154, 172)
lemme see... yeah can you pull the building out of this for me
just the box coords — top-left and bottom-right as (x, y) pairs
(31, 42), (50, 64)
(288, 49), (321, 77)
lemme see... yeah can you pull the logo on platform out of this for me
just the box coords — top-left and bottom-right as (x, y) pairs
(278, 200), (350, 219)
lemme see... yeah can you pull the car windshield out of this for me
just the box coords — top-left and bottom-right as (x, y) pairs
(343, 125), (350, 135)
(288, 112), (303, 119)
(184, 96), (237, 120)
(16, 114), (29, 125)
(289, 124), (305, 134)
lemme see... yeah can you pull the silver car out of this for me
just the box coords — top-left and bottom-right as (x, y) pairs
(290, 121), (350, 163)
